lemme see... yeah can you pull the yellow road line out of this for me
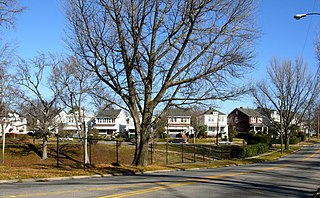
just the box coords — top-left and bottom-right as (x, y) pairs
(0, 182), (169, 198)
(99, 148), (320, 198)
(100, 181), (194, 198)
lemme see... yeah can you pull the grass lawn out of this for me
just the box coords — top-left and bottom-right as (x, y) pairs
(0, 137), (317, 181)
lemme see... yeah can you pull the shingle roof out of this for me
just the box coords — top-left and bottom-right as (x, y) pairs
(96, 109), (122, 118)
(237, 108), (262, 117)
(202, 108), (226, 115)
(167, 108), (192, 117)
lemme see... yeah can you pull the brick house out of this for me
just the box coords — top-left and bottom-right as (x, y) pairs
(228, 107), (269, 133)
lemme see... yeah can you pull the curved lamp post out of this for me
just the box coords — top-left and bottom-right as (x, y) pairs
(294, 12), (320, 141)
(294, 13), (320, 20)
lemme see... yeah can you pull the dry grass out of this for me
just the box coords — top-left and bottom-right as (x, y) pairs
(0, 138), (307, 181)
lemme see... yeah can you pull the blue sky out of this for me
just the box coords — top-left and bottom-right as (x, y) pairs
(4, 0), (320, 114)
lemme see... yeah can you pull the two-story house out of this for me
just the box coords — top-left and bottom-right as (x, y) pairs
(228, 107), (269, 133)
(93, 109), (127, 138)
(198, 108), (228, 139)
(0, 113), (27, 136)
(53, 109), (94, 135)
(165, 108), (194, 137)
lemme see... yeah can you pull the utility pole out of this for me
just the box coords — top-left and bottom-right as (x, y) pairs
(216, 112), (219, 145)
(317, 112), (320, 141)
(279, 96), (283, 155)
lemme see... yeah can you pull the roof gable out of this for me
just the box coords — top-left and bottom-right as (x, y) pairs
(167, 108), (192, 117)
(96, 109), (122, 118)
(202, 108), (226, 115)
(231, 107), (263, 118)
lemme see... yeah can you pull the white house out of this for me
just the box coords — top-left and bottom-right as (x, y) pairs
(53, 109), (94, 135)
(165, 108), (194, 137)
(0, 113), (27, 136)
(93, 109), (127, 138)
(198, 108), (228, 139)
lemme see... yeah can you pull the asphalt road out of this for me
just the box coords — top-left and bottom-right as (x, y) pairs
(0, 143), (319, 198)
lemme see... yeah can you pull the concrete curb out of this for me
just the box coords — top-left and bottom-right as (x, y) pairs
(0, 174), (115, 184)
(0, 145), (309, 184)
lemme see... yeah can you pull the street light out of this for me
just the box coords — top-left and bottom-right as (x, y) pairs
(294, 13), (320, 20)
(293, 12), (320, 141)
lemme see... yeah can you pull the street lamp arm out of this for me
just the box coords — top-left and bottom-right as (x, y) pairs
(294, 12), (320, 20)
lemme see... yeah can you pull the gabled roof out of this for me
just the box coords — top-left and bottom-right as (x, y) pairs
(96, 109), (122, 118)
(202, 108), (226, 115)
(236, 107), (262, 117)
(167, 108), (192, 117)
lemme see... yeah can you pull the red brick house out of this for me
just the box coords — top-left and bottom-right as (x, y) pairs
(228, 107), (269, 133)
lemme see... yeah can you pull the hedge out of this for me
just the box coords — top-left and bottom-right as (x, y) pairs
(230, 143), (269, 158)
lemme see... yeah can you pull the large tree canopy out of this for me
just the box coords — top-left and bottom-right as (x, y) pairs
(252, 58), (320, 150)
(66, 0), (258, 166)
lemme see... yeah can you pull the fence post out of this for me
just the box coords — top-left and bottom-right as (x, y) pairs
(193, 144), (196, 163)
(181, 144), (184, 163)
(89, 141), (92, 165)
(83, 136), (86, 171)
(150, 143), (153, 165)
(209, 145), (211, 163)
(116, 140), (119, 165)
(56, 135), (59, 168)
(166, 141), (168, 165)
(202, 145), (205, 161)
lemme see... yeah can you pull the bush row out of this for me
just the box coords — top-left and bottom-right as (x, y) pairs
(230, 143), (269, 158)
(237, 132), (272, 146)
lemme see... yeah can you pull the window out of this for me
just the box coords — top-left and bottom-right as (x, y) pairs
(208, 116), (214, 122)
(181, 118), (188, 122)
(170, 117), (177, 122)
(97, 118), (115, 123)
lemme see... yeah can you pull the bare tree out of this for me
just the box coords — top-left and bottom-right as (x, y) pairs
(0, 0), (24, 163)
(15, 54), (65, 160)
(0, 0), (24, 69)
(65, 0), (258, 166)
(0, 66), (21, 163)
(252, 58), (320, 150)
(54, 56), (92, 163)
(0, 0), (24, 28)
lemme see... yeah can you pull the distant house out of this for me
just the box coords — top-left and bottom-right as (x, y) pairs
(0, 113), (27, 136)
(93, 109), (127, 138)
(165, 108), (194, 137)
(228, 107), (269, 133)
(198, 108), (228, 139)
(126, 116), (137, 139)
(53, 109), (94, 135)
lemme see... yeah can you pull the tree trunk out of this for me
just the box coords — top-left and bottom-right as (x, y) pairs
(83, 127), (89, 164)
(133, 137), (149, 166)
(42, 136), (48, 160)
(284, 132), (290, 150)
(132, 123), (151, 166)
(1, 123), (5, 163)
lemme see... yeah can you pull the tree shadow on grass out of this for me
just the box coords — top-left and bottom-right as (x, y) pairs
(6, 143), (43, 158)
(49, 144), (83, 164)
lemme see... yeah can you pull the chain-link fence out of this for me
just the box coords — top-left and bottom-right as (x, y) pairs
(1, 136), (235, 168)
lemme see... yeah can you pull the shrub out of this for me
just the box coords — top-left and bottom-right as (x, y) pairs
(289, 136), (299, 144)
(297, 132), (306, 142)
(230, 143), (269, 158)
(237, 132), (272, 146)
